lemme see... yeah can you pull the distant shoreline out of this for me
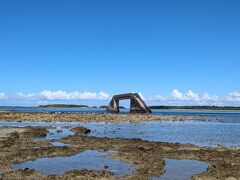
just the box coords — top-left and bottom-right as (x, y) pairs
(149, 105), (240, 111)
(1, 104), (240, 111)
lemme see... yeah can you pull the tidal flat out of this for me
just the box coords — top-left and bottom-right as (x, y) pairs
(0, 111), (213, 123)
(0, 112), (239, 179)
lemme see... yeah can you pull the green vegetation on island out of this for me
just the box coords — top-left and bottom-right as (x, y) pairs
(39, 104), (90, 108)
(99, 105), (108, 109)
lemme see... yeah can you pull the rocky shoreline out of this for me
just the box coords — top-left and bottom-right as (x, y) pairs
(0, 125), (239, 179)
(0, 112), (206, 123)
(0, 112), (239, 179)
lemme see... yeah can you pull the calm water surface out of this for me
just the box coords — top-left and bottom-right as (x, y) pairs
(0, 121), (239, 148)
(11, 150), (135, 177)
(152, 158), (208, 180)
(83, 121), (240, 148)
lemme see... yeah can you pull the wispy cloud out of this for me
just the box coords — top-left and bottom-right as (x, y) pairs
(226, 92), (240, 102)
(0, 92), (7, 100)
(15, 90), (110, 101)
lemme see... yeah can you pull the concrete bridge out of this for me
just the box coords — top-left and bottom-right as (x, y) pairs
(107, 93), (152, 114)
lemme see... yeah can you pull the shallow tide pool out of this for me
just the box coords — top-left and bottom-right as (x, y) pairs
(11, 150), (135, 177)
(152, 158), (208, 180)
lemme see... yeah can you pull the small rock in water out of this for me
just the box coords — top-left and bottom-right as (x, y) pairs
(71, 126), (91, 135)
(104, 165), (109, 169)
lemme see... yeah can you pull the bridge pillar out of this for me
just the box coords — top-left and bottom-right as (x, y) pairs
(130, 98), (140, 113)
(107, 98), (119, 113)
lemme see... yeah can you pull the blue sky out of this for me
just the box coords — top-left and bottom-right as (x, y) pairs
(0, 0), (240, 106)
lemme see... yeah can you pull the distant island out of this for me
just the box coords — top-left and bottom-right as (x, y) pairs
(149, 105), (240, 111)
(39, 104), (90, 108)
(99, 105), (108, 108)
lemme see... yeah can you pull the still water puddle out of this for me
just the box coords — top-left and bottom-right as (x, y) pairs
(0, 129), (16, 134)
(152, 158), (208, 180)
(11, 150), (135, 177)
(35, 127), (74, 141)
(50, 141), (68, 147)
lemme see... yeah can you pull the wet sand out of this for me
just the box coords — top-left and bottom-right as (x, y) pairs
(0, 112), (206, 123)
(0, 125), (239, 179)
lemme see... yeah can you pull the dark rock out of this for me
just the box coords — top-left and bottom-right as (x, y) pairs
(71, 126), (91, 135)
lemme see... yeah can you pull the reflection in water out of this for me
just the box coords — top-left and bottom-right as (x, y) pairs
(152, 158), (208, 180)
(11, 150), (135, 177)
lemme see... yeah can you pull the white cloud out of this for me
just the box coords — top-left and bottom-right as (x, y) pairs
(40, 90), (97, 101)
(170, 89), (184, 100)
(201, 93), (219, 101)
(226, 92), (240, 102)
(186, 90), (200, 100)
(15, 90), (110, 101)
(16, 92), (40, 100)
(1, 89), (240, 106)
(169, 89), (219, 102)
(98, 92), (110, 100)
(0, 92), (7, 100)
(148, 89), (220, 105)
